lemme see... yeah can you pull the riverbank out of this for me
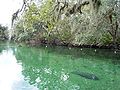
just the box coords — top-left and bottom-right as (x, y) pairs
(24, 39), (120, 50)
(1, 38), (120, 50)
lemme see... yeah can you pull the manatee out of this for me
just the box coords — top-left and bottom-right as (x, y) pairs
(71, 71), (99, 80)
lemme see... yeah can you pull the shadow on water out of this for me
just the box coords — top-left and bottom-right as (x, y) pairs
(71, 71), (99, 80)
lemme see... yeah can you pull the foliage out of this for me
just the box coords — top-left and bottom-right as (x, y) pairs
(13, 0), (120, 47)
(0, 24), (8, 40)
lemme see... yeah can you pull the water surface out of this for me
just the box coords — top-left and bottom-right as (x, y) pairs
(0, 44), (120, 90)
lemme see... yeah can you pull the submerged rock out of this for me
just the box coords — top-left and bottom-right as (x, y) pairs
(71, 71), (99, 80)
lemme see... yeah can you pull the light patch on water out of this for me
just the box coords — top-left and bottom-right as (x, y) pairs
(35, 77), (41, 83)
(44, 68), (52, 74)
(60, 72), (69, 81)
(94, 49), (97, 52)
(0, 48), (22, 90)
(0, 48), (38, 90)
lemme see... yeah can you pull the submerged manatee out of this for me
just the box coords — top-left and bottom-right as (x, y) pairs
(71, 71), (99, 80)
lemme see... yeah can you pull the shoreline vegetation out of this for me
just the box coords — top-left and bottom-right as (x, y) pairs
(1, 0), (120, 50)
(24, 39), (120, 49)
(0, 36), (120, 50)
(0, 24), (8, 41)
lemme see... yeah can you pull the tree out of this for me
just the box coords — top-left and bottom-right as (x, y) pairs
(13, 0), (120, 47)
(0, 24), (8, 40)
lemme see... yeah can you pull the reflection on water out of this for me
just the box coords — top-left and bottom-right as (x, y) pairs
(16, 46), (120, 90)
(0, 47), (38, 90)
(0, 44), (120, 90)
(0, 48), (19, 90)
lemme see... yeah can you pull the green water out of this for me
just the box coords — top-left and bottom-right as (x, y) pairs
(0, 44), (120, 90)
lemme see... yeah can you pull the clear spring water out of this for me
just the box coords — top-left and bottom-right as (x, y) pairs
(0, 43), (120, 90)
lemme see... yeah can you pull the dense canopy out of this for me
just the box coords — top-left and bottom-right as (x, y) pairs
(6, 0), (120, 48)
